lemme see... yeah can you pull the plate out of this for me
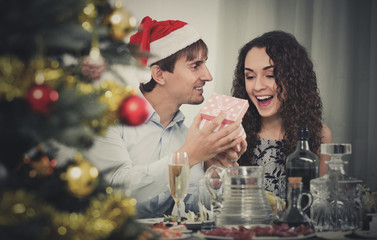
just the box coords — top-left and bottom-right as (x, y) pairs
(185, 222), (202, 231)
(253, 233), (316, 239)
(196, 231), (232, 240)
(201, 233), (316, 240)
(316, 231), (351, 240)
(136, 217), (164, 225)
(169, 224), (192, 234)
(161, 233), (191, 240)
(352, 230), (377, 239)
(203, 235), (233, 240)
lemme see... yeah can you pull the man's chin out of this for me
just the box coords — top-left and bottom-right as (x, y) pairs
(188, 98), (204, 105)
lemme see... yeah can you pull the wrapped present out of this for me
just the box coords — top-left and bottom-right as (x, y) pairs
(199, 93), (249, 151)
(200, 93), (249, 124)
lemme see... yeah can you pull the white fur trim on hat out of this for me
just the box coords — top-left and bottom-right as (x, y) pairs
(146, 24), (201, 66)
(136, 66), (152, 84)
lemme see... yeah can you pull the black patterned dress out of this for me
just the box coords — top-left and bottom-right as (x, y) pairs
(249, 138), (287, 200)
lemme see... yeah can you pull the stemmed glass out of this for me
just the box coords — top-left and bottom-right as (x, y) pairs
(168, 152), (190, 224)
(198, 178), (215, 228)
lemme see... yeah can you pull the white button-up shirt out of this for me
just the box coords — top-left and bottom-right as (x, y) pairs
(85, 107), (204, 218)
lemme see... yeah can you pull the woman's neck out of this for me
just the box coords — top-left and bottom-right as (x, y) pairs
(259, 115), (284, 140)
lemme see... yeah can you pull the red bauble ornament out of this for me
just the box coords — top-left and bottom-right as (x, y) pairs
(27, 85), (59, 114)
(118, 95), (149, 126)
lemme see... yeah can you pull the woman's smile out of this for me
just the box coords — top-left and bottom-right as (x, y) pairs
(256, 95), (274, 107)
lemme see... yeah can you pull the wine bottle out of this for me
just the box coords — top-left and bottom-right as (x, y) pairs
(286, 126), (318, 213)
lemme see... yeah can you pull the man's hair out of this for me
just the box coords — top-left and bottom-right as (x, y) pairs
(140, 39), (208, 92)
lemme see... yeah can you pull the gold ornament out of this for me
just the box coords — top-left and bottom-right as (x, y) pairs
(78, 2), (98, 32)
(0, 54), (63, 102)
(0, 189), (144, 239)
(28, 56), (64, 87)
(64, 153), (99, 197)
(70, 80), (134, 137)
(72, 80), (134, 136)
(0, 55), (27, 101)
(103, 1), (136, 41)
(97, 80), (135, 133)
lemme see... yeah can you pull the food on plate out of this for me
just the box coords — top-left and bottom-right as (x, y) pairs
(163, 214), (181, 223)
(203, 225), (256, 239)
(169, 224), (189, 232)
(149, 222), (183, 239)
(163, 211), (201, 223)
(265, 190), (286, 214)
(203, 224), (314, 240)
(253, 224), (314, 237)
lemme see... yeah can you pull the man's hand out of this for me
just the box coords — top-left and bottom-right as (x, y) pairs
(178, 112), (246, 168)
(203, 138), (247, 171)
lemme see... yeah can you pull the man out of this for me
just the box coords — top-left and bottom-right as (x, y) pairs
(85, 16), (246, 218)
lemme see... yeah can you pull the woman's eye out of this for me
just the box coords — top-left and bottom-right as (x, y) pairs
(266, 75), (275, 78)
(245, 75), (255, 80)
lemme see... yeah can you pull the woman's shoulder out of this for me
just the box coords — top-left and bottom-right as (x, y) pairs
(321, 122), (332, 144)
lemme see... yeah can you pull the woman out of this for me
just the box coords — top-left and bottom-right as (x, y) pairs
(232, 31), (332, 199)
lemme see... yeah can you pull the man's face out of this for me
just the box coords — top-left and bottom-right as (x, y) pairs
(163, 49), (213, 105)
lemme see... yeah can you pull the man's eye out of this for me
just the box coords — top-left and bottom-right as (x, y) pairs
(191, 64), (199, 69)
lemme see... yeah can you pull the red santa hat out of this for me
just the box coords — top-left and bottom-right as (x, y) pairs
(129, 16), (201, 83)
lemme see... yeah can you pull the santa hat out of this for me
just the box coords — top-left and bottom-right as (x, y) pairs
(129, 16), (201, 83)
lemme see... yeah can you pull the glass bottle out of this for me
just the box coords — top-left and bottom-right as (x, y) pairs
(310, 144), (363, 232)
(286, 126), (319, 213)
(277, 177), (314, 228)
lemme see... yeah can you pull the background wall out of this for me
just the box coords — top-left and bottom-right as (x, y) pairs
(121, 0), (377, 190)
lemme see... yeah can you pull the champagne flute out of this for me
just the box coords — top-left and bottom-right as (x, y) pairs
(168, 152), (190, 224)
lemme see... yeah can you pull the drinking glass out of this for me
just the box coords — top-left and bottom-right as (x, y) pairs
(198, 179), (214, 225)
(168, 152), (190, 224)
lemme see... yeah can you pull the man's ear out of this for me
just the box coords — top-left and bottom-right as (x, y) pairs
(151, 65), (165, 85)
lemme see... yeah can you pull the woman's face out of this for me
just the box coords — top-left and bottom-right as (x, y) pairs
(244, 47), (282, 120)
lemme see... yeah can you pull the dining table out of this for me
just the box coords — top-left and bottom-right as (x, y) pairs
(137, 218), (377, 240)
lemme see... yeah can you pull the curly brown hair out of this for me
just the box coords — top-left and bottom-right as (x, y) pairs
(231, 31), (323, 164)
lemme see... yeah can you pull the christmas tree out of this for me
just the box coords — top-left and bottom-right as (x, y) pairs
(0, 0), (154, 239)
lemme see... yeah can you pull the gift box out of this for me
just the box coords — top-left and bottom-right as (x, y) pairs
(199, 93), (249, 151)
(200, 93), (249, 124)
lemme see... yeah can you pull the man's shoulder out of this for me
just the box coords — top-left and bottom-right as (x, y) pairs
(104, 123), (147, 137)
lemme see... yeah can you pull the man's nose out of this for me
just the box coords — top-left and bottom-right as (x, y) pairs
(201, 64), (213, 81)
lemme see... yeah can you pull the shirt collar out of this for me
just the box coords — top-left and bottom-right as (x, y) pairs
(140, 93), (185, 127)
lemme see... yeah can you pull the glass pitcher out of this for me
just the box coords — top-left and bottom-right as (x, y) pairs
(205, 166), (274, 227)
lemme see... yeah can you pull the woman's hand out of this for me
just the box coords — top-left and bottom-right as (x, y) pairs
(178, 112), (245, 168)
(203, 139), (247, 171)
